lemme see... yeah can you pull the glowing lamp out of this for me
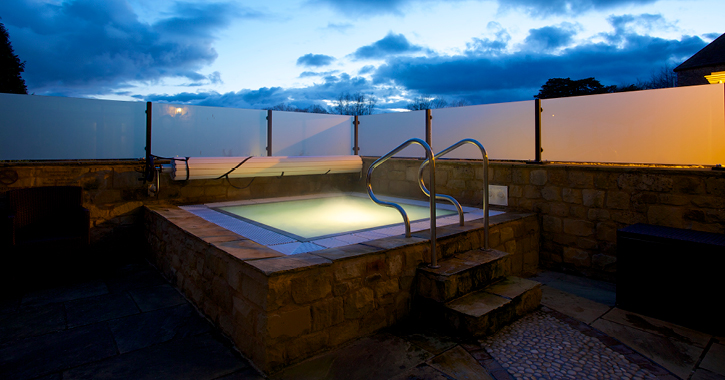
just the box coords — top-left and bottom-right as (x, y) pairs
(705, 71), (725, 84)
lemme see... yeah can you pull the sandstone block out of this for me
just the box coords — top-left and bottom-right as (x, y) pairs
(562, 188), (582, 204)
(568, 171), (594, 188)
(587, 208), (610, 221)
(328, 320), (360, 346)
(542, 215), (562, 233)
(530, 170), (548, 185)
(292, 273), (332, 304)
(563, 247), (591, 267)
(267, 306), (311, 339)
(582, 189), (605, 208)
(563, 219), (594, 237)
(541, 186), (561, 201)
(647, 205), (684, 228)
(606, 191), (630, 210)
(311, 297), (344, 331)
(344, 287), (375, 319)
(592, 254), (616, 271)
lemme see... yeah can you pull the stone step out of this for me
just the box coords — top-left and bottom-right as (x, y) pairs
(416, 249), (511, 303)
(441, 276), (541, 337)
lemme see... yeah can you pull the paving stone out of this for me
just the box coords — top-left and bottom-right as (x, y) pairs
(108, 303), (212, 353)
(0, 303), (66, 344)
(691, 368), (725, 380)
(390, 363), (455, 380)
(390, 326), (459, 355)
(0, 323), (117, 380)
(271, 332), (434, 380)
(21, 280), (109, 306)
(128, 284), (187, 312)
(105, 264), (168, 293)
(62, 333), (247, 380)
(65, 293), (140, 327)
(427, 345), (494, 380)
(591, 318), (704, 379)
(602, 308), (712, 348)
(700, 343), (725, 376)
(0, 296), (20, 315)
(214, 367), (267, 379)
(541, 285), (611, 325)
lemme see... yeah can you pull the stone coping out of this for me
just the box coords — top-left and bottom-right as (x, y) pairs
(145, 203), (534, 278)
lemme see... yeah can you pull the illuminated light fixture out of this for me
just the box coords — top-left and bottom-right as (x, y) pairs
(705, 71), (725, 84)
(175, 107), (183, 115)
(169, 155), (362, 181)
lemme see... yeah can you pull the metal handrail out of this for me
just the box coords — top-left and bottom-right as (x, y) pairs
(366, 138), (440, 268)
(418, 138), (490, 250)
(417, 168), (464, 227)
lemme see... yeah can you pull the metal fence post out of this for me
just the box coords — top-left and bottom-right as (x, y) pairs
(425, 109), (432, 148)
(266, 110), (273, 156)
(528, 99), (543, 164)
(354, 115), (360, 155)
(144, 101), (154, 182)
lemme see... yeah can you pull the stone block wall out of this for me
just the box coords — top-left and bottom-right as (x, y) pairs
(361, 157), (725, 281)
(0, 160), (357, 246)
(145, 203), (537, 374)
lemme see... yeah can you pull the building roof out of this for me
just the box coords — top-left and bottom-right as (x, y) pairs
(674, 33), (725, 72)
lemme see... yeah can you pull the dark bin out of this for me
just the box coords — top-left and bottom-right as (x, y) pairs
(617, 223), (725, 335)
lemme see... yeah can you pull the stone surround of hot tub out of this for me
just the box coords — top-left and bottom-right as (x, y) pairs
(144, 203), (539, 374)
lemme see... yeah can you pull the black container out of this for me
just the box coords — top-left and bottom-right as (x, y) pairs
(617, 223), (725, 335)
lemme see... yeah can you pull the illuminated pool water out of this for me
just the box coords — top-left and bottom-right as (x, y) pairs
(216, 195), (456, 240)
(181, 193), (500, 255)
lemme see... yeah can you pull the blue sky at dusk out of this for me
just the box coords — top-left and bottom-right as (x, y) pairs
(0, 0), (720, 112)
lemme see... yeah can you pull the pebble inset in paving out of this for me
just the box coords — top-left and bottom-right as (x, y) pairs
(480, 311), (657, 380)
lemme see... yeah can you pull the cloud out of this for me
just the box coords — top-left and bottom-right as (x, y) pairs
(299, 70), (340, 78)
(352, 32), (424, 60)
(523, 23), (579, 52)
(308, 0), (409, 16)
(358, 65), (376, 75)
(325, 22), (354, 33)
(297, 53), (336, 67)
(498, 0), (659, 17)
(465, 22), (511, 55)
(373, 18), (708, 103)
(0, 0), (257, 95)
(141, 73), (379, 110)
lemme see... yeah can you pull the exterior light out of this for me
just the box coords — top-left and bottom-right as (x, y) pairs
(705, 71), (725, 84)
(175, 108), (183, 114)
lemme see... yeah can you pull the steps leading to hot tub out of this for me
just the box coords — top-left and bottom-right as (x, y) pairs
(413, 248), (541, 337)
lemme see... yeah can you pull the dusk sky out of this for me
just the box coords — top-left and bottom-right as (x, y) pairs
(0, 0), (720, 112)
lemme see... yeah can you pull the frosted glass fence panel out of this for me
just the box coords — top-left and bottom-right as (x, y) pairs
(0, 93), (145, 160)
(272, 112), (353, 156)
(433, 101), (534, 160)
(152, 104), (267, 158)
(542, 84), (725, 165)
(358, 111), (427, 157)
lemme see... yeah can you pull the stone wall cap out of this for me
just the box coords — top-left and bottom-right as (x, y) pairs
(245, 253), (332, 276)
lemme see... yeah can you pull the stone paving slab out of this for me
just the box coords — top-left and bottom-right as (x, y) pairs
(591, 318), (704, 379)
(0, 303), (66, 343)
(271, 332), (434, 380)
(541, 285), (611, 324)
(104, 264), (168, 294)
(62, 333), (248, 380)
(602, 307), (712, 348)
(0, 322), (117, 380)
(699, 343), (725, 376)
(390, 364), (455, 380)
(427, 346), (494, 380)
(65, 293), (140, 327)
(107, 303), (212, 354)
(128, 284), (188, 312)
(20, 280), (109, 306)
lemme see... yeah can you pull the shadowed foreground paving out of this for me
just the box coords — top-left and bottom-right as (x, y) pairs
(1, 252), (723, 380)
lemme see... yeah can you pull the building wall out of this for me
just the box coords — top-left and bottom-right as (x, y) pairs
(676, 64), (725, 86)
(361, 158), (725, 281)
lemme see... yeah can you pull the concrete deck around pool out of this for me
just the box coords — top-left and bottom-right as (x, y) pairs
(144, 201), (539, 373)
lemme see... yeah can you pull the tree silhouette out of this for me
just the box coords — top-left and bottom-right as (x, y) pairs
(0, 20), (28, 94)
(330, 92), (376, 115)
(534, 77), (613, 99)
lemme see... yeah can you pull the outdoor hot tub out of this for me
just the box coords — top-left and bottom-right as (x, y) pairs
(144, 192), (539, 374)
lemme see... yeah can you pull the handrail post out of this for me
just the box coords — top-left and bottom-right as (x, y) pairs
(428, 144), (438, 268)
(366, 138), (438, 267)
(529, 98), (543, 164)
(425, 109), (432, 148)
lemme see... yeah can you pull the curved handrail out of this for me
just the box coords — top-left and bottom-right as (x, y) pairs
(367, 138), (440, 268)
(418, 138), (490, 250)
(417, 167), (464, 226)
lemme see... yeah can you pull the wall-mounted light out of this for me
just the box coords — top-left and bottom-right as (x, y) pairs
(705, 71), (725, 84)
